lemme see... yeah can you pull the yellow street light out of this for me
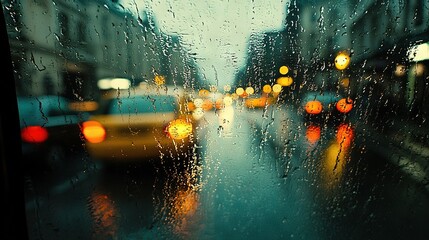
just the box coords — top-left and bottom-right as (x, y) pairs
(245, 86), (255, 95)
(262, 84), (272, 94)
(272, 84), (282, 94)
(277, 76), (293, 86)
(279, 65), (289, 75)
(334, 51), (350, 70)
(235, 87), (245, 96)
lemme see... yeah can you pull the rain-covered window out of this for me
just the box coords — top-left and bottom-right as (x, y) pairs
(1, 0), (429, 239)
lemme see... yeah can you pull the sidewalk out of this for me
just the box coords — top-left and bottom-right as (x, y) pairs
(355, 116), (429, 191)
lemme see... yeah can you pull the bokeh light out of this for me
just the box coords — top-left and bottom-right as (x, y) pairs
(245, 86), (255, 95)
(262, 84), (272, 94)
(334, 52), (350, 70)
(272, 84), (282, 93)
(306, 125), (321, 144)
(277, 76), (293, 87)
(236, 87), (245, 96)
(394, 64), (406, 77)
(279, 65), (289, 75)
(305, 100), (322, 114)
(336, 98), (353, 113)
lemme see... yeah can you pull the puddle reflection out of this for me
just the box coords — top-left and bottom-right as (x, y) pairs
(320, 123), (354, 189)
(88, 192), (119, 239)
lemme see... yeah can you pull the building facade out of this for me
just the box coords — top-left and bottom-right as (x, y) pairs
(3, 0), (202, 100)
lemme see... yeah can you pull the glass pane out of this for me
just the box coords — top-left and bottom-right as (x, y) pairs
(107, 95), (177, 114)
(1, 0), (428, 239)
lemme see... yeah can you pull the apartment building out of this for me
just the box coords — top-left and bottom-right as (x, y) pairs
(3, 0), (201, 100)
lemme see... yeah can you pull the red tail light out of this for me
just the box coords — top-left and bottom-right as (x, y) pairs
(82, 121), (106, 143)
(336, 123), (354, 148)
(21, 126), (48, 143)
(305, 100), (323, 114)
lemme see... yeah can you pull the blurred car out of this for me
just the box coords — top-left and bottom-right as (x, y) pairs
(17, 95), (89, 169)
(81, 85), (196, 164)
(245, 95), (275, 109)
(301, 91), (345, 121)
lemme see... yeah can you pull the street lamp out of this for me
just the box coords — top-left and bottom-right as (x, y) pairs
(262, 84), (272, 94)
(245, 86), (254, 95)
(334, 51), (350, 70)
(279, 65), (289, 75)
(235, 87), (244, 96)
(272, 84), (282, 94)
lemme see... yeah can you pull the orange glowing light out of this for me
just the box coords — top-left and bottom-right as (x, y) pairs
(82, 121), (106, 143)
(173, 189), (199, 216)
(170, 188), (200, 235)
(166, 119), (193, 140)
(277, 76), (293, 87)
(336, 98), (353, 113)
(202, 99), (213, 111)
(154, 75), (166, 85)
(305, 100), (323, 114)
(336, 124), (354, 148)
(306, 125), (321, 144)
(89, 192), (118, 237)
(215, 98), (224, 109)
(187, 102), (196, 111)
(198, 89), (210, 98)
(262, 85), (272, 94)
(68, 101), (99, 112)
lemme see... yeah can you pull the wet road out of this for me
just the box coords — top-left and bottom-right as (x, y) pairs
(24, 104), (429, 240)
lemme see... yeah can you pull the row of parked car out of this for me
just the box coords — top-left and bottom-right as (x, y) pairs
(17, 85), (354, 172)
(17, 85), (198, 171)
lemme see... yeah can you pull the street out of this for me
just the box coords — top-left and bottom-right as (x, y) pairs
(24, 103), (429, 240)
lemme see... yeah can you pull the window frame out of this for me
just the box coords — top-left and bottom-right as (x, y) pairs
(0, 2), (29, 239)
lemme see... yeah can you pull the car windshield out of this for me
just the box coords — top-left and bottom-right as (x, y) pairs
(1, 0), (429, 239)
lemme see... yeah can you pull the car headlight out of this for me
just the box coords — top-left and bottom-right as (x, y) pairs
(165, 119), (193, 140)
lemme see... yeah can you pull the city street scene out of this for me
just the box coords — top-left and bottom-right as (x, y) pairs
(1, 0), (429, 239)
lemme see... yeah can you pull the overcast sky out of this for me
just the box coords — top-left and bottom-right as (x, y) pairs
(121, 0), (289, 87)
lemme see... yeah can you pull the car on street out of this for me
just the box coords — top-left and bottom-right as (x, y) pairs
(244, 95), (275, 109)
(17, 95), (89, 170)
(300, 91), (351, 122)
(81, 85), (197, 165)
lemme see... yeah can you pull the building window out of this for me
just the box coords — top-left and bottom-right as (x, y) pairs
(58, 12), (69, 44)
(77, 21), (86, 44)
(413, 0), (423, 26)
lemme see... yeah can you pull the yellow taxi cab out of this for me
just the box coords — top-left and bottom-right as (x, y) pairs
(81, 85), (196, 164)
